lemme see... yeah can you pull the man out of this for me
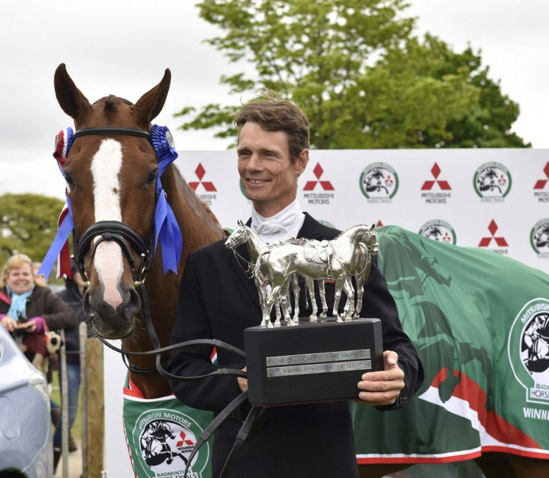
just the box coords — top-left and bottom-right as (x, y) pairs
(167, 99), (423, 477)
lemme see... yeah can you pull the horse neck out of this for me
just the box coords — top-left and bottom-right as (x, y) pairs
(335, 227), (362, 252)
(245, 230), (267, 261)
(124, 164), (224, 399)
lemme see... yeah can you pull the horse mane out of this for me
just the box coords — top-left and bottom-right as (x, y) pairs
(333, 223), (373, 240)
(171, 165), (224, 231)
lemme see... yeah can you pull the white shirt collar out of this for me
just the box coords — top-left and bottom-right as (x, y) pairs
(251, 199), (305, 243)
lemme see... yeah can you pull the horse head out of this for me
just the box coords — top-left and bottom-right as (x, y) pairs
(54, 63), (173, 339)
(360, 224), (378, 255)
(225, 220), (250, 251)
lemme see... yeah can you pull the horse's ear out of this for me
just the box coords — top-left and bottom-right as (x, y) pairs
(133, 69), (171, 126)
(238, 220), (244, 226)
(54, 64), (92, 123)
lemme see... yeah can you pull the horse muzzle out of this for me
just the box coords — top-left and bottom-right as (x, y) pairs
(83, 284), (141, 339)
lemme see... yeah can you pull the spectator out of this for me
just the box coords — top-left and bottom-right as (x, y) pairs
(32, 261), (48, 287)
(0, 254), (76, 471)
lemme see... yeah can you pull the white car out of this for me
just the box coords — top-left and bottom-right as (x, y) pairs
(0, 324), (53, 477)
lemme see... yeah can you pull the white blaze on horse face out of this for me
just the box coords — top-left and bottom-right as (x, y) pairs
(91, 139), (124, 308)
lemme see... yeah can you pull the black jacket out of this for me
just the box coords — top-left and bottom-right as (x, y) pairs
(167, 213), (422, 478)
(57, 279), (85, 364)
(0, 285), (76, 333)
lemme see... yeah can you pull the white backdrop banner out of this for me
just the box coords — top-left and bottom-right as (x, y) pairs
(179, 148), (549, 273)
(105, 148), (549, 476)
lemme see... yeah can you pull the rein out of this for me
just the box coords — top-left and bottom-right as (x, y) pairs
(229, 246), (256, 279)
(96, 282), (247, 380)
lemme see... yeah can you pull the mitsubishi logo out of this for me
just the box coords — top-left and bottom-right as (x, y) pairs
(421, 163), (451, 191)
(304, 163), (334, 191)
(189, 163), (217, 192)
(534, 162), (549, 190)
(478, 220), (509, 247)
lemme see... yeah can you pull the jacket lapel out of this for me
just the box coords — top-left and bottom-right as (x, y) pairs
(298, 212), (332, 240)
(228, 242), (262, 308)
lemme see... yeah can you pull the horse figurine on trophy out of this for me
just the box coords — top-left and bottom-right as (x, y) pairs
(255, 224), (378, 326)
(225, 221), (330, 327)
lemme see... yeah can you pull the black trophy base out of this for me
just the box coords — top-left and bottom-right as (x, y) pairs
(244, 318), (383, 407)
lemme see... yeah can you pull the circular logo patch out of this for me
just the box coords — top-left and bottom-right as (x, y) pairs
(473, 162), (512, 199)
(359, 163), (399, 200)
(131, 408), (209, 477)
(530, 218), (549, 255)
(419, 219), (457, 245)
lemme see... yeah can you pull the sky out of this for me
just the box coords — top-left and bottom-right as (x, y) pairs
(1, 0), (548, 200)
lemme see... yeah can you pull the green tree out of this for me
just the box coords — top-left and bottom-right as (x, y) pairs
(178, 0), (528, 148)
(0, 194), (64, 273)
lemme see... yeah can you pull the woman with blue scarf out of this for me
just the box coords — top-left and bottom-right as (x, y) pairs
(0, 254), (76, 372)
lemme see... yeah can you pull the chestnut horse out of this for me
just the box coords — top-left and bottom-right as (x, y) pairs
(53, 64), (224, 398)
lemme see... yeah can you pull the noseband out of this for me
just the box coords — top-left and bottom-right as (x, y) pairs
(75, 220), (153, 286)
(71, 127), (156, 285)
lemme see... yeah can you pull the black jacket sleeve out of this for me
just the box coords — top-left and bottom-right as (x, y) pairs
(166, 252), (243, 414)
(362, 257), (423, 409)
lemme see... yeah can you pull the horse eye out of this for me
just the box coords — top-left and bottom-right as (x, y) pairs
(64, 174), (75, 189)
(146, 170), (158, 184)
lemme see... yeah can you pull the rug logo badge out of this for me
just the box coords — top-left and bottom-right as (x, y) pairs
(132, 408), (209, 478)
(508, 299), (549, 405)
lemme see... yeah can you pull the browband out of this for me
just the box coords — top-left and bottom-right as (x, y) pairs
(73, 127), (151, 140)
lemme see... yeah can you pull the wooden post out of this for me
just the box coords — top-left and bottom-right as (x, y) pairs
(79, 322), (88, 478)
(60, 329), (69, 478)
(85, 337), (104, 477)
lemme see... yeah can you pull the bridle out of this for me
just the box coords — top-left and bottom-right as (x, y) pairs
(70, 127), (157, 287)
(67, 127), (247, 381)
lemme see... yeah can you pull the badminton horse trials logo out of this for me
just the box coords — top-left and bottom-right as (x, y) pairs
(359, 162), (399, 202)
(132, 408), (209, 477)
(508, 298), (549, 405)
(419, 219), (457, 245)
(473, 161), (512, 201)
(530, 218), (549, 257)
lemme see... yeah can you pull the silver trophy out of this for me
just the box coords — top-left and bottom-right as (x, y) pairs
(226, 222), (383, 406)
(226, 223), (378, 327)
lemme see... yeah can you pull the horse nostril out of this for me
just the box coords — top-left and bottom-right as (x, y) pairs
(124, 287), (141, 319)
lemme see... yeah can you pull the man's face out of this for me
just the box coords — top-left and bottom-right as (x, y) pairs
(237, 122), (308, 217)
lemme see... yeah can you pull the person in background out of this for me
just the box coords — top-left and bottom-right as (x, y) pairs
(32, 261), (48, 287)
(53, 265), (86, 468)
(0, 254), (76, 471)
(31, 260), (63, 449)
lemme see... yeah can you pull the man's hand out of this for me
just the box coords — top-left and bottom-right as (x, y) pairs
(355, 351), (404, 406)
(238, 366), (248, 392)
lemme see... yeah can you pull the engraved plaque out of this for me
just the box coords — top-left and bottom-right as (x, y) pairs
(244, 318), (383, 406)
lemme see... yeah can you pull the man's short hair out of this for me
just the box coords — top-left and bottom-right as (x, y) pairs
(235, 98), (310, 163)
